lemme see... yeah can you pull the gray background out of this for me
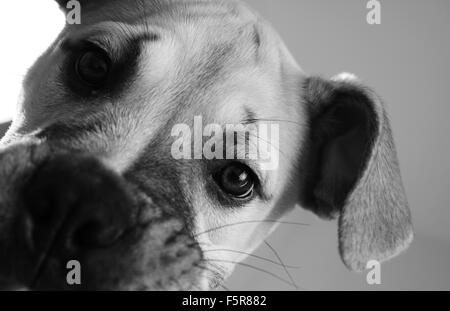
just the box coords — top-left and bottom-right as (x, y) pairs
(225, 0), (450, 290)
(1, 0), (449, 291)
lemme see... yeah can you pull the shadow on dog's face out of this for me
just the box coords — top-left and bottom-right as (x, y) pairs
(0, 0), (413, 290)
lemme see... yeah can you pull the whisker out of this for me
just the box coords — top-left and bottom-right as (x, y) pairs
(203, 249), (300, 268)
(202, 259), (297, 289)
(251, 131), (290, 160)
(264, 240), (302, 290)
(195, 220), (309, 238)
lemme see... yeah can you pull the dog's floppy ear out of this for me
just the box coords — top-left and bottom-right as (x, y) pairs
(299, 73), (413, 271)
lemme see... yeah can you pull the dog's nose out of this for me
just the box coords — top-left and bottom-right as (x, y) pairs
(21, 154), (136, 254)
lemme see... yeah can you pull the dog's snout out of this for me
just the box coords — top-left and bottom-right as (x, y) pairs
(71, 216), (123, 250)
(0, 144), (204, 290)
(21, 153), (135, 255)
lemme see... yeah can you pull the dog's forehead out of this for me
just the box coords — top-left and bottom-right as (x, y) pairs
(69, 1), (277, 115)
(78, 0), (258, 28)
(75, 0), (262, 57)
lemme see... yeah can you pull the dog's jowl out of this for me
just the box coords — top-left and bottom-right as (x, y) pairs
(0, 0), (412, 290)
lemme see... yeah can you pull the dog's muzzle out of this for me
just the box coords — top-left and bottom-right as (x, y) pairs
(0, 143), (202, 290)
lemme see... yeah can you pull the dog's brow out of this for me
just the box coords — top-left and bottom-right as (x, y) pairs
(60, 29), (159, 62)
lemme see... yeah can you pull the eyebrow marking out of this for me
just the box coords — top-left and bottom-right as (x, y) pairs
(59, 26), (162, 99)
(60, 31), (159, 61)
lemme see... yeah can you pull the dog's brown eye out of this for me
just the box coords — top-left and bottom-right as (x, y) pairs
(75, 49), (110, 87)
(216, 163), (255, 199)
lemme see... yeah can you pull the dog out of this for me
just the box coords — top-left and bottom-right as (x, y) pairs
(0, 0), (413, 290)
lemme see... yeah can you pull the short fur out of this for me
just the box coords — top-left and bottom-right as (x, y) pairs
(0, 0), (412, 290)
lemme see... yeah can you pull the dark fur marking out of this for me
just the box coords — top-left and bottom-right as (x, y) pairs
(60, 33), (157, 100)
(298, 78), (378, 219)
(123, 144), (197, 236)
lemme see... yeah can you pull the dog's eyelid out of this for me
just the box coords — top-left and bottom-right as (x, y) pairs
(84, 38), (111, 52)
(238, 160), (271, 201)
(243, 160), (262, 181)
(60, 37), (116, 61)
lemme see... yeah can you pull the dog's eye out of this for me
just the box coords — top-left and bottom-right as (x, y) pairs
(215, 163), (255, 199)
(75, 49), (111, 87)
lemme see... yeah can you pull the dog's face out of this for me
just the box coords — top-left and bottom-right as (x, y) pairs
(0, 0), (413, 290)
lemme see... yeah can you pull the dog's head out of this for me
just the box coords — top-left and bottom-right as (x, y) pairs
(0, 0), (412, 290)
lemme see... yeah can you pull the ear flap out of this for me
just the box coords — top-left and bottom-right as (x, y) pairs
(299, 73), (413, 271)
